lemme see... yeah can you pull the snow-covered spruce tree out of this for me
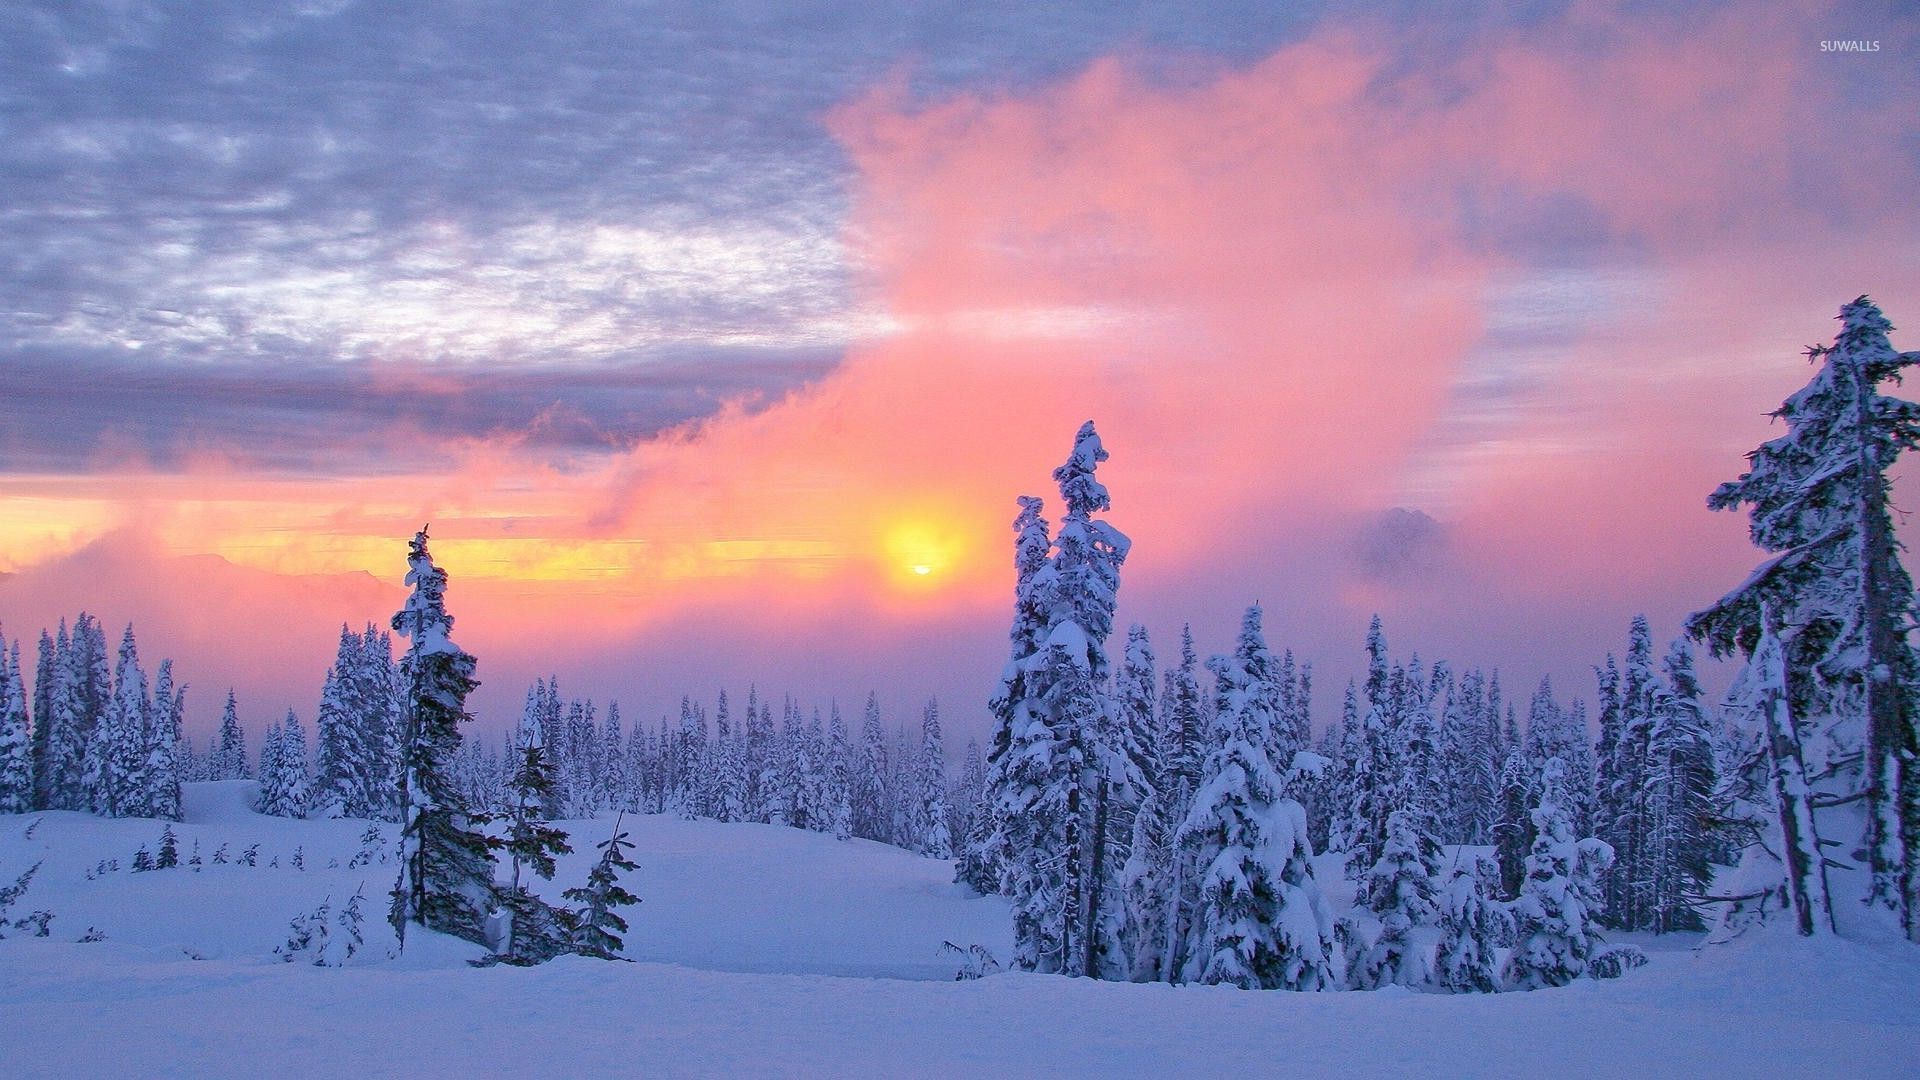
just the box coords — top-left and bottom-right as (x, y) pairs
(1107, 623), (1160, 978)
(29, 629), (55, 808)
(803, 708), (830, 833)
(264, 709), (312, 818)
(1687, 298), (1920, 937)
(824, 704), (854, 841)
(1434, 853), (1509, 993)
(388, 527), (501, 950)
(1641, 638), (1717, 932)
(212, 691), (249, 782)
(92, 625), (149, 818)
(1352, 809), (1442, 990)
(1340, 616), (1398, 878)
(316, 626), (391, 819)
(1523, 676), (1594, 839)
(995, 422), (1131, 976)
(1491, 748), (1534, 900)
(0, 639), (34, 814)
(43, 615), (107, 812)
(564, 817), (641, 960)
(1728, 613), (1835, 936)
(707, 693), (742, 823)
(1172, 639), (1335, 991)
(1504, 760), (1613, 989)
(599, 702), (628, 817)
(1439, 668), (1497, 845)
(966, 494), (1054, 897)
(854, 692), (891, 843)
(1600, 618), (1657, 928)
(144, 660), (183, 822)
(497, 699), (576, 964)
(1124, 624), (1205, 982)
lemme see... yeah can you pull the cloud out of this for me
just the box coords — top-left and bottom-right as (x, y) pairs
(1353, 508), (1450, 587)
(3, 1), (1917, 743)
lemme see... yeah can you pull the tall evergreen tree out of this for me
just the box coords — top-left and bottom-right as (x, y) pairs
(1687, 297), (1920, 937)
(1173, 636), (1334, 990)
(1640, 638), (1717, 933)
(1352, 809), (1442, 990)
(1504, 760), (1613, 989)
(823, 703), (854, 841)
(996, 422), (1130, 975)
(908, 699), (952, 857)
(92, 625), (149, 817)
(968, 495), (1053, 892)
(145, 660), (183, 821)
(388, 528), (501, 950)
(212, 691), (249, 782)
(30, 628), (55, 809)
(0, 639), (32, 814)
(854, 692), (891, 843)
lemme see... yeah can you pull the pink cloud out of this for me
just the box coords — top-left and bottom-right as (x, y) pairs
(5, 2), (1916, 739)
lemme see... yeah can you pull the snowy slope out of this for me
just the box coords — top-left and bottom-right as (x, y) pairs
(1, 786), (1915, 1078)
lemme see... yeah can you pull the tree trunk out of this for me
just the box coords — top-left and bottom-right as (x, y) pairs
(1855, 361), (1915, 938)
(1759, 636), (1834, 936)
(1084, 777), (1109, 978)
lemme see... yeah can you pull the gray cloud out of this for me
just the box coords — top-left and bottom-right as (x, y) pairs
(1352, 507), (1451, 587)
(1, 1), (1325, 476)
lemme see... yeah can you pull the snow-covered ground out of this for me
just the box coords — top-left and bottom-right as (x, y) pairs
(1, 784), (1915, 1078)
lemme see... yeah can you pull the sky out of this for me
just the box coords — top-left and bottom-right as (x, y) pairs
(1, 0), (1916, 746)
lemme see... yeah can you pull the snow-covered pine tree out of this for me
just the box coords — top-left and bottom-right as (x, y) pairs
(1126, 624), (1204, 982)
(747, 690), (778, 825)
(1440, 668), (1496, 845)
(563, 817), (641, 960)
(92, 625), (149, 817)
(213, 690), (249, 782)
(1603, 617), (1656, 928)
(824, 703), (854, 841)
(954, 739), (991, 880)
(905, 699), (951, 856)
(769, 699), (803, 829)
(1727, 612), (1835, 936)
(144, 660), (183, 821)
(1687, 297), (1920, 938)
(49, 615), (109, 812)
(802, 708), (829, 832)
(388, 527), (501, 950)
(258, 718), (285, 812)
(263, 709), (311, 818)
(1504, 759), (1613, 989)
(1105, 623), (1159, 978)
(1641, 637), (1716, 932)
(0, 639), (33, 814)
(1491, 748), (1534, 900)
(1341, 616), (1398, 878)
(559, 697), (600, 819)
(505, 685), (571, 891)
(1352, 808), (1443, 990)
(1172, 639), (1334, 990)
(854, 692), (890, 843)
(1000, 422), (1131, 976)
(316, 626), (390, 820)
(29, 629), (55, 809)
(968, 494), (1054, 894)
(598, 701), (627, 816)
(1433, 853), (1509, 993)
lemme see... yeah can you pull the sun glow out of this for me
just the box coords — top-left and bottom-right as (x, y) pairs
(879, 516), (975, 590)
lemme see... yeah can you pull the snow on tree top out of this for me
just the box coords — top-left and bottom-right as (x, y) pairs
(1052, 420), (1111, 518)
(392, 527), (464, 657)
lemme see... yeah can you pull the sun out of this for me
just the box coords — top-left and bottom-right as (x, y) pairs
(879, 517), (970, 590)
